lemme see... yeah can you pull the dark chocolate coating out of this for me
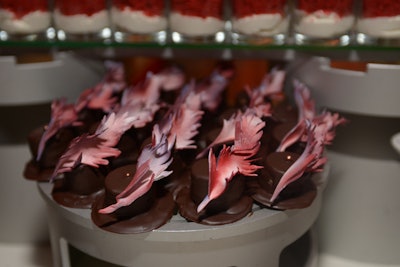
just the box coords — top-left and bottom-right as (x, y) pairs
(24, 126), (76, 181)
(190, 158), (245, 215)
(249, 151), (317, 210)
(271, 102), (298, 123)
(103, 164), (155, 219)
(259, 151), (299, 189)
(176, 158), (253, 225)
(108, 133), (140, 170)
(91, 164), (176, 234)
(52, 165), (105, 209)
(28, 126), (75, 168)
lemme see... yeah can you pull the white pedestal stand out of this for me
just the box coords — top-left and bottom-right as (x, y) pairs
(38, 171), (326, 267)
(292, 57), (400, 266)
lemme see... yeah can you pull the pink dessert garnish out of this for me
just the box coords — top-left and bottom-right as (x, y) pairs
(99, 68), (231, 214)
(270, 122), (326, 203)
(38, 63), (128, 161)
(270, 82), (347, 202)
(195, 66), (234, 112)
(50, 111), (141, 179)
(197, 112), (265, 213)
(277, 80), (346, 152)
(169, 92), (204, 150)
(75, 62), (126, 113)
(276, 80), (315, 152)
(197, 68), (278, 159)
(50, 66), (184, 180)
(36, 99), (81, 161)
(99, 125), (173, 214)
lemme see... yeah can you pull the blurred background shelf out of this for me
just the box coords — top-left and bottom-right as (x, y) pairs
(1, 40), (400, 61)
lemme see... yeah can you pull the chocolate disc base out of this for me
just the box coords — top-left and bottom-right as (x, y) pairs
(176, 187), (253, 226)
(23, 160), (53, 182)
(91, 186), (176, 234)
(52, 179), (104, 209)
(247, 177), (317, 210)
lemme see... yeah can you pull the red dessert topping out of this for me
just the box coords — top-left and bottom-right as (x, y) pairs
(232, 0), (287, 19)
(112, 0), (165, 17)
(362, 0), (400, 18)
(0, 0), (48, 19)
(170, 0), (224, 19)
(197, 111), (264, 212)
(297, 0), (354, 17)
(55, 0), (106, 16)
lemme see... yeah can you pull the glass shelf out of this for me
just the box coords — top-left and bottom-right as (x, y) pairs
(1, 39), (399, 61)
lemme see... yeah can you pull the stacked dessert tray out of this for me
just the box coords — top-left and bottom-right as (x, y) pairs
(38, 164), (327, 267)
(0, 53), (104, 246)
(18, 51), (349, 267)
(293, 57), (400, 267)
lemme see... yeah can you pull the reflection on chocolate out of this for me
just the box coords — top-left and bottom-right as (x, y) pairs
(190, 158), (245, 215)
(103, 164), (155, 219)
(260, 151), (300, 189)
(176, 158), (252, 225)
(249, 151), (317, 210)
(91, 164), (176, 234)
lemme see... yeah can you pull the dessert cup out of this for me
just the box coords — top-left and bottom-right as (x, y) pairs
(111, 0), (167, 43)
(0, 0), (52, 41)
(53, 0), (111, 41)
(231, 0), (289, 45)
(293, 1), (355, 45)
(169, 0), (226, 43)
(356, 0), (400, 46)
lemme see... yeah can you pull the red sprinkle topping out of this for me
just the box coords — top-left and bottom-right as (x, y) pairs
(297, 0), (354, 17)
(55, 0), (106, 16)
(362, 0), (400, 18)
(0, 0), (48, 19)
(112, 0), (165, 17)
(232, 0), (287, 19)
(170, 0), (224, 19)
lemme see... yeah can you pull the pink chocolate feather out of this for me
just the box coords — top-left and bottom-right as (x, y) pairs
(270, 123), (326, 203)
(171, 102), (204, 150)
(196, 112), (238, 159)
(99, 126), (172, 214)
(247, 69), (286, 108)
(197, 113), (265, 213)
(37, 99), (81, 161)
(195, 67), (233, 112)
(276, 81), (316, 152)
(50, 108), (149, 179)
(52, 133), (121, 177)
